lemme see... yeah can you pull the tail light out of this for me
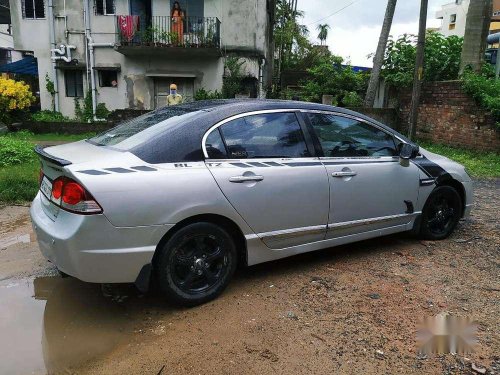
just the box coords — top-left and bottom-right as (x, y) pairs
(50, 177), (102, 214)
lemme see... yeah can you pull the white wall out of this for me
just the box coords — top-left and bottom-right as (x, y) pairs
(435, 0), (469, 37)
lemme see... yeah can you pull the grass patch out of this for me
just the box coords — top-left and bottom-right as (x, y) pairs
(418, 141), (500, 178)
(0, 161), (39, 204)
(0, 132), (94, 204)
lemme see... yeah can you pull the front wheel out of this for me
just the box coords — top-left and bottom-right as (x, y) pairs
(155, 222), (237, 306)
(419, 186), (462, 240)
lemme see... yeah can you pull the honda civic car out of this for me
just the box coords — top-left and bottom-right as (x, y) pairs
(30, 100), (473, 305)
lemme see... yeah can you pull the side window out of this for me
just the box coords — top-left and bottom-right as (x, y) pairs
(219, 113), (309, 159)
(64, 70), (84, 98)
(205, 129), (227, 159)
(307, 113), (397, 157)
(95, 0), (115, 15)
(23, 0), (45, 19)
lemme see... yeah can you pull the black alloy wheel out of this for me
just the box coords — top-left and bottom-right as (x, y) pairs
(156, 222), (237, 306)
(420, 186), (462, 240)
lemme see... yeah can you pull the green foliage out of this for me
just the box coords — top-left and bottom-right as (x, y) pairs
(96, 103), (111, 119)
(74, 91), (110, 122)
(382, 31), (463, 86)
(298, 54), (368, 107)
(0, 135), (36, 167)
(31, 110), (70, 122)
(0, 160), (39, 203)
(222, 56), (246, 99)
(274, 0), (311, 72)
(194, 88), (223, 100)
(462, 65), (500, 127)
(419, 141), (500, 178)
(45, 73), (56, 111)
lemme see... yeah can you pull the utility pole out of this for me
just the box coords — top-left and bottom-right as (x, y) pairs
(407, 0), (428, 140)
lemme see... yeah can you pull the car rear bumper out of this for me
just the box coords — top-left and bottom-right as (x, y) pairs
(30, 192), (173, 283)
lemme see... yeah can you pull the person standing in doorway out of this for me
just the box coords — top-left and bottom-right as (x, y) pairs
(171, 1), (184, 45)
(166, 83), (183, 106)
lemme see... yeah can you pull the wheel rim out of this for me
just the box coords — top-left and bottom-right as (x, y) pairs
(170, 234), (228, 294)
(427, 195), (456, 235)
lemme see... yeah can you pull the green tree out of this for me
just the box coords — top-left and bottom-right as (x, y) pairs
(298, 53), (368, 106)
(382, 31), (463, 87)
(316, 24), (330, 46)
(274, 0), (310, 74)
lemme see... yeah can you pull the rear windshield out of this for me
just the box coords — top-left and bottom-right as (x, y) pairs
(89, 107), (201, 150)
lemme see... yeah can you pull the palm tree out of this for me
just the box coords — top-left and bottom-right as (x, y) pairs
(460, 0), (493, 73)
(317, 24), (330, 46)
(364, 0), (398, 108)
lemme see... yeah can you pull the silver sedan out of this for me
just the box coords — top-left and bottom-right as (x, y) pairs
(30, 100), (473, 305)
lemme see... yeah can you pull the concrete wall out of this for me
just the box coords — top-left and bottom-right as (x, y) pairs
(10, 0), (272, 117)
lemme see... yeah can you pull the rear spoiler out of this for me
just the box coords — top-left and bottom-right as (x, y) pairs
(34, 145), (72, 167)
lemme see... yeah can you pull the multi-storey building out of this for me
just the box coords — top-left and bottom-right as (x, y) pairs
(10, 0), (274, 117)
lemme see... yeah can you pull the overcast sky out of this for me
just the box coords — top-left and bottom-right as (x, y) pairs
(296, 0), (452, 67)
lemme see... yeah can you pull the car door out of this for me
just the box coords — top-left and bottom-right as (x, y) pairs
(304, 111), (420, 239)
(204, 110), (330, 249)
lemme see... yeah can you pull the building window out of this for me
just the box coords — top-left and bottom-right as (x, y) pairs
(64, 71), (84, 97)
(22, 0), (45, 19)
(95, 0), (115, 15)
(98, 70), (118, 87)
(450, 14), (457, 23)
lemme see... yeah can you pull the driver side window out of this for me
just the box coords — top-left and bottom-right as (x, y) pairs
(307, 113), (397, 157)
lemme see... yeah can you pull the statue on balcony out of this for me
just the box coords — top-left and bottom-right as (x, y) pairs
(167, 84), (183, 106)
(171, 1), (185, 46)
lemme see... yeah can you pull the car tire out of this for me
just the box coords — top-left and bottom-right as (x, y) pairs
(155, 222), (237, 306)
(419, 186), (462, 240)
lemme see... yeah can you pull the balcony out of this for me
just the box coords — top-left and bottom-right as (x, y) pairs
(115, 16), (221, 58)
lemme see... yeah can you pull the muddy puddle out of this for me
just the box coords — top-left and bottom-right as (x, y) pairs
(0, 277), (146, 374)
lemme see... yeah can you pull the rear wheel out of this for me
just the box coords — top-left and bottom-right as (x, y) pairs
(419, 186), (462, 240)
(155, 222), (237, 306)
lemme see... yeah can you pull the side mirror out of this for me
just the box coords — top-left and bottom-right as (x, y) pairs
(398, 143), (419, 167)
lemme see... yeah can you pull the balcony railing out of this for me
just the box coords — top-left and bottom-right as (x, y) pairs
(116, 16), (221, 49)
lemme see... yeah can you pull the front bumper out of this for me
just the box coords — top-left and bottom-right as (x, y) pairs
(30, 192), (174, 283)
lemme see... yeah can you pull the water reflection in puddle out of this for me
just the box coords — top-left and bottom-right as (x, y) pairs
(0, 277), (139, 374)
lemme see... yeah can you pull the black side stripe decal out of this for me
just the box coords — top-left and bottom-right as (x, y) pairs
(131, 166), (157, 172)
(77, 169), (110, 175)
(230, 162), (252, 168)
(263, 162), (284, 167)
(104, 167), (136, 173)
(247, 162), (270, 167)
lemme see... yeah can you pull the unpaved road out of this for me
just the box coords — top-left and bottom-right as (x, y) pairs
(0, 179), (498, 375)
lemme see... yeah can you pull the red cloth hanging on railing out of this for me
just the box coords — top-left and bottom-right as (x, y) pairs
(118, 15), (140, 42)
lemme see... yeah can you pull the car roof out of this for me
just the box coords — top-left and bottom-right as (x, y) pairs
(128, 99), (409, 164)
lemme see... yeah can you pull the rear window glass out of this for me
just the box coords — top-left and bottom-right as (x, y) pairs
(89, 107), (201, 150)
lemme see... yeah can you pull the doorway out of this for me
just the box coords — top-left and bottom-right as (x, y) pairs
(154, 77), (195, 108)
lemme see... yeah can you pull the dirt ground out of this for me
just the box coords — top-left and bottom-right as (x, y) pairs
(0, 179), (498, 375)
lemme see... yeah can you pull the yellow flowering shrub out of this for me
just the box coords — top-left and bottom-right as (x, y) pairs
(0, 77), (35, 115)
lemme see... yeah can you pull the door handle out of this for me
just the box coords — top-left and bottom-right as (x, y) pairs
(229, 175), (264, 183)
(331, 171), (357, 177)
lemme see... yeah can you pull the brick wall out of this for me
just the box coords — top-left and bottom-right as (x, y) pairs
(398, 81), (499, 152)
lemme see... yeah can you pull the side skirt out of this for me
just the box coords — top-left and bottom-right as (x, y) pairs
(246, 222), (414, 266)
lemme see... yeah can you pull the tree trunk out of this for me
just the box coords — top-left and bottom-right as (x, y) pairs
(364, 0), (398, 108)
(407, 0), (428, 140)
(460, 0), (493, 73)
